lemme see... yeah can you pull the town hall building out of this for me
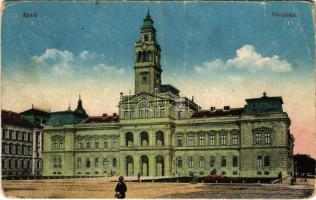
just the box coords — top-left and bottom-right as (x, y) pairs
(42, 12), (294, 179)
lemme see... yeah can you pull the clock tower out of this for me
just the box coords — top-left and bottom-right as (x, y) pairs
(134, 11), (162, 95)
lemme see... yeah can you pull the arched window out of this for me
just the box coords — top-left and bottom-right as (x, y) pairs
(142, 51), (147, 62)
(264, 156), (270, 167)
(176, 157), (182, 168)
(144, 34), (148, 42)
(156, 131), (164, 146)
(221, 156), (226, 167)
(137, 52), (142, 62)
(257, 156), (263, 167)
(86, 158), (90, 168)
(125, 132), (133, 146)
(113, 158), (117, 167)
(148, 51), (152, 61)
(140, 132), (149, 146)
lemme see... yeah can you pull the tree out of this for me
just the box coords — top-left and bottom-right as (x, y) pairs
(294, 154), (315, 176)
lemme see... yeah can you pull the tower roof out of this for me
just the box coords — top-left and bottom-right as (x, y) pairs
(74, 94), (88, 117)
(141, 10), (154, 29)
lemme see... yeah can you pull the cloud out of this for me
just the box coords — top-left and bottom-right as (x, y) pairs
(31, 49), (125, 76)
(31, 49), (75, 75)
(93, 63), (126, 74)
(79, 50), (95, 60)
(194, 45), (292, 73)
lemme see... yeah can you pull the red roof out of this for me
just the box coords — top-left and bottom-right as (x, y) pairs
(1, 110), (34, 128)
(191, 108), (244, 118)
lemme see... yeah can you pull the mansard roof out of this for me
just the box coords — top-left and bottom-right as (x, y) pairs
(2, 110), (35, 129)
(191, 108), (244, 118)
(84, 114), (119, 123)
(46, 110), (88, 126)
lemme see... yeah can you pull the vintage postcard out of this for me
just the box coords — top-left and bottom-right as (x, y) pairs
(1, 0), (315, 199)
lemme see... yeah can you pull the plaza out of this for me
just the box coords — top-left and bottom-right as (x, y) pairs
(1, 177), (314, 198)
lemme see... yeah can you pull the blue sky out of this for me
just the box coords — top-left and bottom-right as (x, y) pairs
(1, 1), (315, 156)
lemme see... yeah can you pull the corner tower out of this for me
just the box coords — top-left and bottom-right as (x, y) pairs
(134, 11), (162, 95)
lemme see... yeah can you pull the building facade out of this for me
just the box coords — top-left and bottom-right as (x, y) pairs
(42, 12), (294, 178)
(1, 108), (49, 177)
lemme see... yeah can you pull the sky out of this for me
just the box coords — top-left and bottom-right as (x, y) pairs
(1, 1), (315, 157)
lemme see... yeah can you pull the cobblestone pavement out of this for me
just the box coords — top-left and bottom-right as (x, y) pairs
(1, 178), (315, 199)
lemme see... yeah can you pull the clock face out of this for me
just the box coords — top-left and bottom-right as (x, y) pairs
(142, 43), (147, 50)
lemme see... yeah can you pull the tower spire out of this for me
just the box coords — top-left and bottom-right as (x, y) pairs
(68, 98), (71, 111)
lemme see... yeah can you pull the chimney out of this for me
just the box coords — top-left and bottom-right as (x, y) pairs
(103, 113), (108, 117)
(192, 96), (194, 102)
(223, 106), (230, 111)
(210, 106), (216, 112)
(113, 113), (117, 117)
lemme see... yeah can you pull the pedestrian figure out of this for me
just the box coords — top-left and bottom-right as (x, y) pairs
(278, 172), (282, 184)
(115, 176), (127, 199)
(304, 173), (307, 182)
(137, 172), (141, 183)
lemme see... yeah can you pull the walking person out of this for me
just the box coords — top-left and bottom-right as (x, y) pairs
(278, 172), (282, 184)
(115, 176), (127, 199)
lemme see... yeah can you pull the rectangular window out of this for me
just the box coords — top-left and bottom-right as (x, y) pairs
(209, 135), (215, 146)
(103, 158), (109, 168)
(188, 135), (194, 146)
(233, 156), (238, 167)
(264, 133), (271, 144)
(199, 135), (205, 146)
(104, 140), (108, 148)
(176, 136), (183, 146)
(77, 158), (81, 168)
(95, 158), (99, 168)
(220, 134), (226, 145)
(2, 129), (6, 139)
(210, 156), (215, 167)
(86, 140), (91, 149)
(9, 131), (13, 139)
(255, 133), (262, 144)
(124, 110), (130, 119)
(199, 158), (205, 168)
(12, 131), (16, 140)
(221, 156), (226, 167)
(28, 133), (32, 142)
(159, 108), (165, 118)
(95, 141), (99, 149)
(112, 139), (117, 148)
(86, 158), (90, 168)
(112, 158), (117, 167)
(232, 134), (238, 145)
(188, 157), (193, 168)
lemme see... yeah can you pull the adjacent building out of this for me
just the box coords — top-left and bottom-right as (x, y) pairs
(41, 12), (294, 178)
(1, 107), (49, 177)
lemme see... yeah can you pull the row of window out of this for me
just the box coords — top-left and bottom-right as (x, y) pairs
(254, 132), (271, 145)
(2, 129), (33, 142)
(176, 133), (238, 147)
(2, 158), (32, 169)
(75, 138), (118, 150)
(125, 131), (164, 147)
(2, 143), (32, 156)
(52, 157), (118, 169)
(123, 107), (165, 119)
(175, 155), (271, 169)
(175, 156), (239, 168)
